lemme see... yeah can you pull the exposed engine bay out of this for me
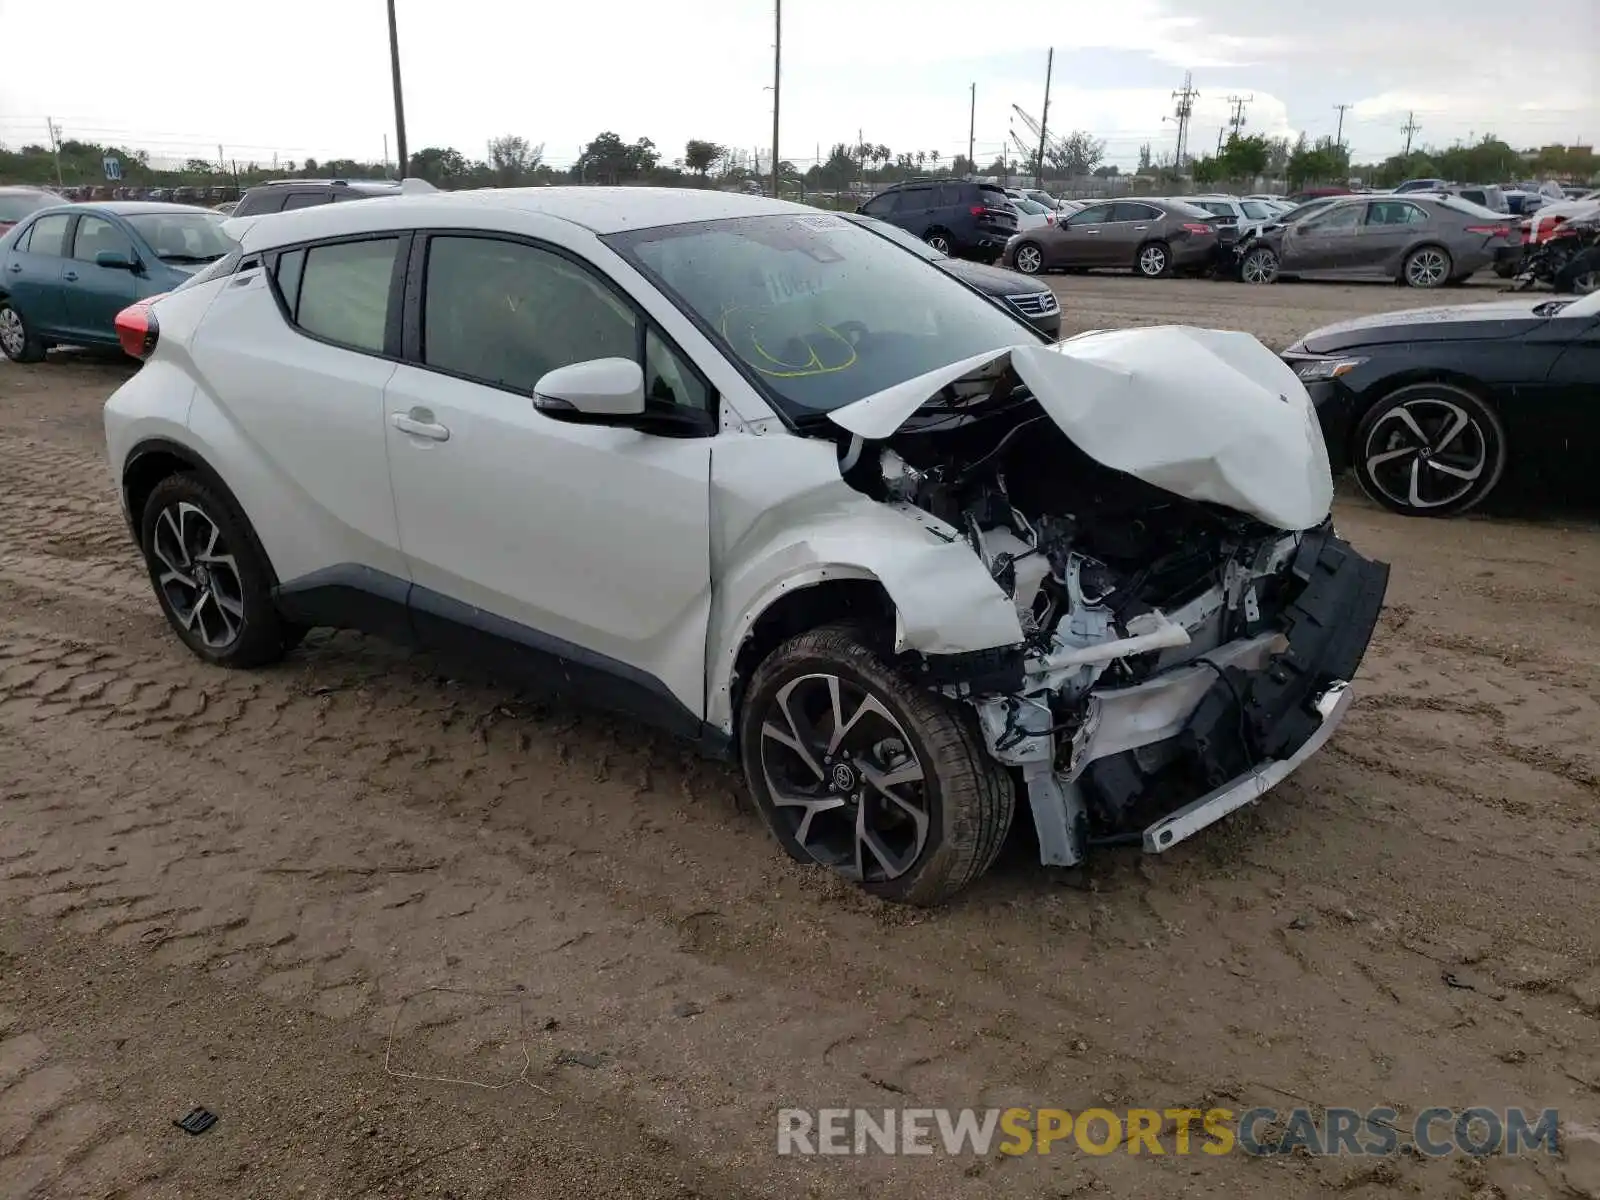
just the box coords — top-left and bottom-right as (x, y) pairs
(833, 361), (1390, 865)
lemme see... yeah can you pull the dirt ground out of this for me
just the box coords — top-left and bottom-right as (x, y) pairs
(1, 276), (1598, 1200)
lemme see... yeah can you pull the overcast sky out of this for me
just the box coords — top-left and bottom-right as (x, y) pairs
(1, 0), (1594, 172)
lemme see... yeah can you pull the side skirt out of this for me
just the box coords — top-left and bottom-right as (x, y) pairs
(272, 565), (734, 760)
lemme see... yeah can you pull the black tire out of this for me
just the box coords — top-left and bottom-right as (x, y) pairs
(139, 473), (302, 667)
(1013, 241), (1045, 275)
(1239, 246), (1279, 284)
(1402, 244), (1452, 288)
(1134, 240), (1171, 278)
(1351, 382), (1507, 518)
(0, 301), (47, 363)
(1553, 247), (1600, 295)
(738, 623), (1015, 906)
(924, 228), (954, 255)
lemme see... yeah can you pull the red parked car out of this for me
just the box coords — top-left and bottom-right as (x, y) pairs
(0, 187), (59, 237)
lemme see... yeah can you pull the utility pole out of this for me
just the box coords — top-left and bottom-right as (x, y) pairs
(770, 0), (781, 199)
(45, 117), (65, 189)
(1332, 103), (1352, 152)
(1216, 126), (1225, 155)
(386, 0), (409, 180)
(1034, 48), (1053, 189)
(1170, 72), (1198, 169)
(1402, 111), (1421, 156)
(967, 83), (976, 177)
(383, 134), (390, 179)
(1225, 94), (1253, 137)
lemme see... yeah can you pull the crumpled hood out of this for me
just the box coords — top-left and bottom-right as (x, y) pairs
(827, 325), (1334, 532)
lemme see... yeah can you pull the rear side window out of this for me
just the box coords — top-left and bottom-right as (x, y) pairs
(283, 191), (331, 211)
(274, 237), (399, 353)
(22, 213), (71, 256)
(236, 190), (286, 216)
(896, 186), (935, 211)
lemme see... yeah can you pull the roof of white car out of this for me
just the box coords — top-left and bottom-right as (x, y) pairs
(223, 186), (818, 251)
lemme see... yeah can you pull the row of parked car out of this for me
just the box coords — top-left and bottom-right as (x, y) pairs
(855, 176), (1600, 292)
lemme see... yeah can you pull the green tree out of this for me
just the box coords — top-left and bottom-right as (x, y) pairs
(575, 131), (659, 184)
(1045, 130), (1106, 177)
(409, 146), (472, 186)
(1137, 142), (1152, 172)
(488, 135), (543, 186)
(1220, 133), (1270, 180)
(683, 139), (725, 177)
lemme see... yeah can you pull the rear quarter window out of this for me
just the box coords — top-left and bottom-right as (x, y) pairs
(235, 190), (287, 216)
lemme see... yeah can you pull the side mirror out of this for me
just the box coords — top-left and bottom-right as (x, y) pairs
(533, 358), (646, 424)
(95, 249), (137, 271)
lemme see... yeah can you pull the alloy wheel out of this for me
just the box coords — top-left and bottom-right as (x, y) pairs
(758, 672), (931, 883)
(1405, 248), (1449, 287)
(0, 307), (24, 358)
(1572, 269), (1599, 296)
(1138, 245), (1167, 276)
(1015, 244), (1043, 274)
(1363, 397), (1487, 510)
(151, 501), (247, 650)
(927, 233), (952, 254)
(1241, 249), (1278, 284)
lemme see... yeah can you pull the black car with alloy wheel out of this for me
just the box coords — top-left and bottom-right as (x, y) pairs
(839, 212), (1061, 338)
(1282, 291), (1600, 516)
(856, 179), (1019, 262)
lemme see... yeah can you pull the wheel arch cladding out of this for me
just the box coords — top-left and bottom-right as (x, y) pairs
(122, 438), (282, 586)
(728, 578), (897, 744)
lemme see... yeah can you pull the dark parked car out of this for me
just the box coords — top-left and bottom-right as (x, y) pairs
(1237, 195), (1518, 287)
(840, 212), (1061, 338)
(1001, 198), (1222, 278)
(0, 202), (235, 362)
(856, 179), (1018, 260)
(231, 177), (403, 217)
(0, 186), (58, 237)
(1282, 290), (1600, 516)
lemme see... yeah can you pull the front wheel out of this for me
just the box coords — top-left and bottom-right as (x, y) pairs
(739, 624), (1015, 906)
(1135, 241), (1170, 278)
(0, 302), (46, 363)
(1403, 245), (1452, 288)
(1240, 246), (1280, 284)
(1013, 241), (1044, 275)
(1352, 383), (1507, 517)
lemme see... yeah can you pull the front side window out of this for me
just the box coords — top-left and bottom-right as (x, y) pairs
(896, 186), (935, 211)
(860, 193), (896, 217)
(1067, 204), (1113, 226)
(606, 212), (1042, 418)
(1240, 200), (1273, 220)
(279, 237), (398, 353)
(1303, 204), (1363, 232)
(126, 213), (235, 263)
(22, 213), (71, 257)
(72, 215), (134, 262)
(422, 235), (637, 394)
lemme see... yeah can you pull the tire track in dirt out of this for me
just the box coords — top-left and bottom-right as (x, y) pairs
(3, 404), (1599, 1197)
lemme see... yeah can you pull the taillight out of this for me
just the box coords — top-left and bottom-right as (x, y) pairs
(1464, 224), (1510, 237)
(1046, 213), (1056, 225)
(970, 205), (987, 216)
(1181, 222), (1213, 235)
(114, 297), (164, 360)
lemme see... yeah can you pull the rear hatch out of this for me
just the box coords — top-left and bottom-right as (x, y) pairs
(976, 185), (1019, 237)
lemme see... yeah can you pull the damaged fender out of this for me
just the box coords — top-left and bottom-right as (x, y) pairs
(703, 433), (1022, 734)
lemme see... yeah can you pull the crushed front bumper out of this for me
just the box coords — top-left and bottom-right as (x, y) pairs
(976, 527), (1389, 867)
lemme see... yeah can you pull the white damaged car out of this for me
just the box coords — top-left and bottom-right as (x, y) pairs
(103, 187), (1389, 904)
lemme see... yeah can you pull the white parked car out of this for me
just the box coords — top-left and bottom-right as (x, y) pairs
(103, 187), (1388, 904)
(1007, 196), (1055, 231)
(1178, 194), (1286, 237)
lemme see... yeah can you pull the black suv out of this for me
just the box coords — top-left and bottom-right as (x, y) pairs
(857, 179), (1018, 261)
(232, 178), (402, 217)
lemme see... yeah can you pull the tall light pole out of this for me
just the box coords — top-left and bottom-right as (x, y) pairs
(386, 0), (409, 180)
(770, 0), (781, 199)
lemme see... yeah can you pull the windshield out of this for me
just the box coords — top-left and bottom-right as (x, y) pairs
(0, 193), (51, 222)
(1014, 198), (1049, 215)
(841, 213), (943, 261)
(607, 213), (1041, 418)
(125, 212), (237, 262)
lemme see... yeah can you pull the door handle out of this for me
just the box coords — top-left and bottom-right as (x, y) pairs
(391, 410), (450, 441)
(1085, 230), (1100, 235)
(62, 270), (79, 282)
(1133, 225), (1148, 231)
(6, 264), (20, 273)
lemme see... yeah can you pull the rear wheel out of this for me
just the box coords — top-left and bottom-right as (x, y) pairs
(1554, 247), (1600, 295)
(1352, 383), (1507, 517)
(1403, 245), (1452, 288)
(0, 302), (46, 363)
(1013, 241), (1044, 275)
(139, 474), (303, 667)
(739, 624), (1014, 906)
(924, 228), (953, 255)
(1135, 241), (1171, 278)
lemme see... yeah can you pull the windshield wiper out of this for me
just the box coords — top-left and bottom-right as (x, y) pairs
(158, 253), (223, 264)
